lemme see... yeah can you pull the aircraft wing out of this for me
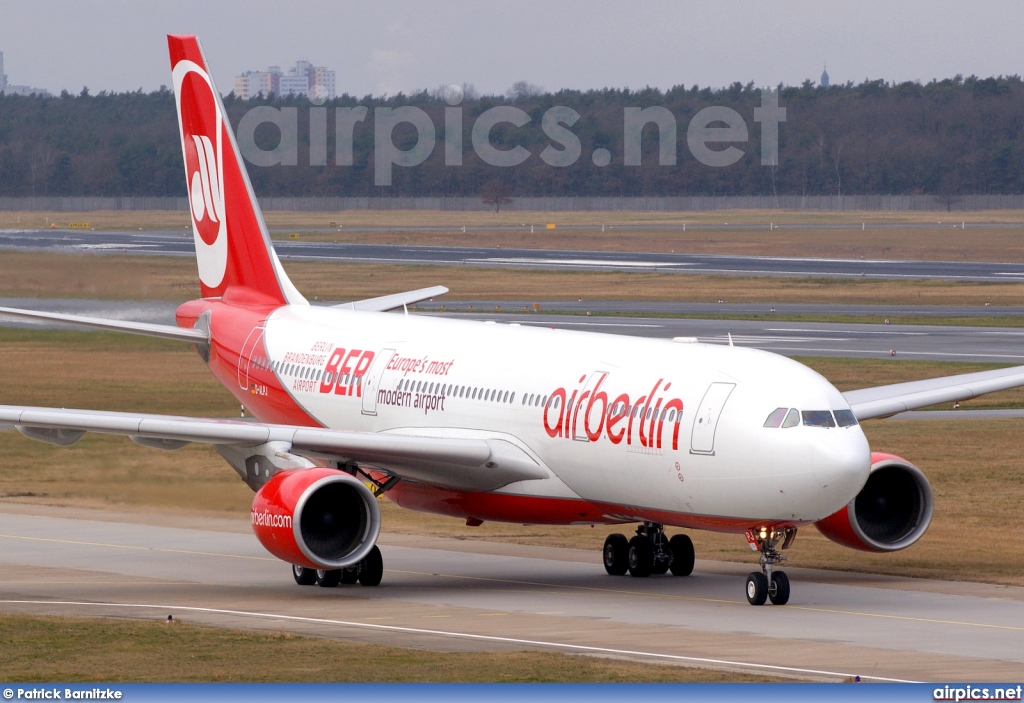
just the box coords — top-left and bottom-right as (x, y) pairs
(0, 306), (208, 344)
(335, 286), (449, 312)
(843, 365), (1024, 420)
(0, 404), (546, 492)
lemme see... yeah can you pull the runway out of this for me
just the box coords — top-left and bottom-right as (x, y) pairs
(1, 502), (1022, 682)
(4, 229), (1024, 281)
(4, 297), (1023, 364)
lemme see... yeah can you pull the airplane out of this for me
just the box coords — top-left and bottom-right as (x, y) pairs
(3, 35), (1024, 605)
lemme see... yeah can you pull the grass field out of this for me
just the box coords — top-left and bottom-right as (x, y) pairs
(1, 329), (1022, 586)
(0, 614), (777, 682)
(2, 250), (1024, 307)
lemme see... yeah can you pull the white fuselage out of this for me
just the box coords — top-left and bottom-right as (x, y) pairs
(245, 305), (871, 528)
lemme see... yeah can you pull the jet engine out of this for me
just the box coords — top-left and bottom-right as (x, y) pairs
(251, 467), (381, 569)
(815, 452), (934, 552)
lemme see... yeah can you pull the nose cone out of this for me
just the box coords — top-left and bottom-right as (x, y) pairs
(813, 426), (871, 507)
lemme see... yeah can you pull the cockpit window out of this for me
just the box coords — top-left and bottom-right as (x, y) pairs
(782, 408), (800, 428)
(763, 407), (788, 428)
(802, 410), (836, 428)
(834, 409), (858, 427)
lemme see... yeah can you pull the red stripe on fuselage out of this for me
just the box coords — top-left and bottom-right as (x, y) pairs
(386, 481), (806, 533)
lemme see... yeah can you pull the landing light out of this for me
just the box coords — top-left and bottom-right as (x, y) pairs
(759, 527), (768, 540)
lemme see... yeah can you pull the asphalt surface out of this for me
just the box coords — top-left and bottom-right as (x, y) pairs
(3, 297), (1023, 364)
(4, 228), (1024, 281)
(1, 503), (1022, 682)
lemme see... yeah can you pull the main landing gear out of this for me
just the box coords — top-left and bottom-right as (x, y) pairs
(603, 522), (695, 578)
(291, 545), (384, 589)
(744, 527), (796, 606)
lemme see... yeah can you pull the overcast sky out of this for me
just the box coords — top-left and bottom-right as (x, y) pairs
(1, 1), (1022, 97)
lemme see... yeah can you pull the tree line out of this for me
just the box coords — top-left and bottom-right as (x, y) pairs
(0, 75), (1022, 198)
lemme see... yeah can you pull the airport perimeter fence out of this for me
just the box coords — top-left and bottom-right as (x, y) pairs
(2, 194), (1024, 212)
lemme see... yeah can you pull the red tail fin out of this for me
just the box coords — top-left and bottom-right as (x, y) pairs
(168, 35), (306, 306)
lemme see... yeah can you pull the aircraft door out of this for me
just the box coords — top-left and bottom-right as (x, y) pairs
(361, 348), (395, 416)
(237, 326), (265, 391)
(690, 382), (735, 455)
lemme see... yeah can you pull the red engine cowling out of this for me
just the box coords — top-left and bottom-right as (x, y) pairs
(815, 452), (934, 552)
(251, 468), (381, 570)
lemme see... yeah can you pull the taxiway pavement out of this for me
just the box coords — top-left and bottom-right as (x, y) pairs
(4, 229), (1024, 281)
(1, 503), (1022, 682)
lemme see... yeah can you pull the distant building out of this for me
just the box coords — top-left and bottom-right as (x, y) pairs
(234, 60), (335, 100)
(821, 65), (830, 89)
(0, 50), (51, 96)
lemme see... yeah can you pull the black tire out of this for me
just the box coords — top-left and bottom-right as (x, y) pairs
(603, 534), (629, 575)
(651, 558), (669, 575)
(627, 536), (653, 577)
(358, 545), (383, 587)
(292, 565), (316, 586)
(769, 571), (790, 606)
(668, 534), (695, 576)
(316, 569), (342, 588)
(745, 572), (768, 605)
(340, 566), (359, 584)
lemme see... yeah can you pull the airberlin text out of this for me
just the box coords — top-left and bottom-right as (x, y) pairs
(544, 373), (684, 450)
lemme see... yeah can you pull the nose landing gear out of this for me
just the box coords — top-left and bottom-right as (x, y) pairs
(603, 522), (695, 578)
(744, 527), (796, 605)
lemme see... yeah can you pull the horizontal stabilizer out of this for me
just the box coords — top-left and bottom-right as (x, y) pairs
(335, 286), (449, 312)
(0, 306), (208, 344)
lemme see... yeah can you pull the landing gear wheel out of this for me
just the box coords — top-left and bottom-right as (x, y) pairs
(358, 545), (383, 587)
(651, 558), (669, 575)
(316, 569), (342, 588)
(340, 566), (359, 585)
(769, 571), (790, 605)
(746, 572), (768, 605)
(292, 565), (316, 586)
(668, 534), (695, 576)
(603, 534), (629, 575)
(627, 536), (654, 577)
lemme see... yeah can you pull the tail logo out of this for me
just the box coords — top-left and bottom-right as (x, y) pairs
(171, 59), (228, 289)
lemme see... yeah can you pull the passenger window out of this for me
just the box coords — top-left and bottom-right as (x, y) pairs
(764, 407), (788, 428)
(802, 410), (836, 428)
(782, 409), (800, 428)
(834, 409), (859, 427)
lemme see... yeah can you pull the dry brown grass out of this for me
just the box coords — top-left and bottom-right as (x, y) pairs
(1, 250), (1022, 306)
(1, 329), (1022, 585)
(0, 614), (777, 682)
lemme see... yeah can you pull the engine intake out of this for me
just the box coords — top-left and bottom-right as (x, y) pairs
(815, 452), (934, 552)
(251, 468), (381, 569)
